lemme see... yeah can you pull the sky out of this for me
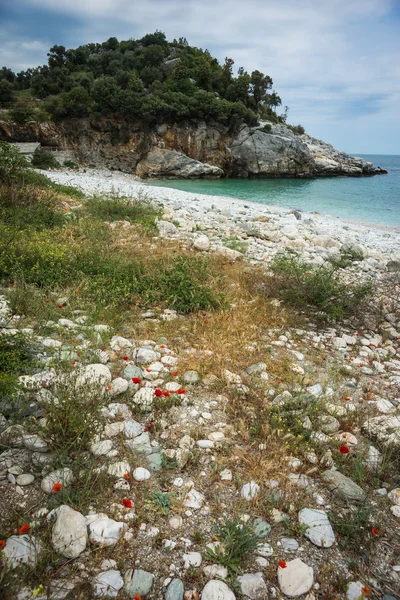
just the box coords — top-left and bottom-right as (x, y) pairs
(1, 0), (399, 154)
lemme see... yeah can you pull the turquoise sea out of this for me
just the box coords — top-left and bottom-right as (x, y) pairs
(150, 155), (400, 226)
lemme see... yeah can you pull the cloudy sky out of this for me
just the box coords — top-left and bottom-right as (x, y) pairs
(1, 0), (399, 154)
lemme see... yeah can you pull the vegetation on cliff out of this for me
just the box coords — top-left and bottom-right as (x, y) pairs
(0, 32), (286, 127)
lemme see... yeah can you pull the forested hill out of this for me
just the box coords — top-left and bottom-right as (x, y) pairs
(0, 31), (293, 128)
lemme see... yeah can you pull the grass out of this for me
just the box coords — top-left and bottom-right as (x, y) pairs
(0, 331), (39, 398)
(223, 236), (248, 254)
(85, 192), (161, 233)
(205, 518), (259, 575)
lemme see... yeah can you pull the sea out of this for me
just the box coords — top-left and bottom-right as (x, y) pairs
(150, 155), (400, 226)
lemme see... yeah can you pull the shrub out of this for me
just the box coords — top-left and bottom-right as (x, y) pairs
(85, 193), (161, 231)
(31, 148), (58, 169)
(206, 518), (259, 575)
(261, 123), (272, 133)
(0, 141), (27, 184)
(270, 252), (372, 320)
(0, 183), (64, 231)
(8, 103), (35, 123)
(287, 124), (305, 135)
(0, 331), (38, 397)
(63, 160), (78, 169)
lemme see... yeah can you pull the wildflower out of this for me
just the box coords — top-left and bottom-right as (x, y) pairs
(154, 389), (163, 397)
(177, 389), (186, 394)
(33, 584), (44, 597)
(343, 396), (351, 401)
(171, 372), (178, 377)
(71, 361), (76, 365)
(163, 391), (170, 397)
(278, 560), (287, 568)
(134, 595), (142, 600)
(122, 499), (133, 509)
(76, 290), (80, 294)
(123, 356), (129, 361)
(9, 283), (14, 287)
(105, 279), (110, 283)
(371, 527), (380, 535)
(160, 345), (165, 348)
(338, 445), (350, 454)
(106, 385), (112, 391)
(53, 483), (62, 493)
(202, 312), (207, 316)
(18, 523), (30, 535)
(57, 304), (63, 309)
(132, 377), (141, 384)
(0, 540), (5, 549)
(361, 587), (371, 595)
(123, 474), (130, 480)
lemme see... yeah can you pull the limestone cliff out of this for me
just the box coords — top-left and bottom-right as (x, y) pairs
(0, 118), (386, 179)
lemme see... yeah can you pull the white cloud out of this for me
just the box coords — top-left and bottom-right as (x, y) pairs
(1, 0), (399, 151)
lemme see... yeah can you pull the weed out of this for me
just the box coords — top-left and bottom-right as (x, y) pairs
(85, 192), (161, 233)
(329, 504), (372, 551)
(223, 237), (248, 254)
(206, 518), (259, 575)
(150, 491), (172, 515)
(31, 148), (58, 170)
(0, 330), (39, 397)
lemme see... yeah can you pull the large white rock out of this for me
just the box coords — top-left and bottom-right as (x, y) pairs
(76, 364), (112, 387)
(184, 489), (204, 509)
(110, 336), (133, 351)
(133, 467), (151, 481)
(93, 569), (124, 598)
(298, 508), (335, 548)
(183, 551), (202, 568)
(134, 347), (159, 364)
(278, 558), (313, 597)
(41, 468), (74, 494)
(4, 535), (41, 568)
(107, 461), (131, 478)
(91, 440), (114, 456)
(201, 580), (236, 600)
(133, 387), (154, 411)
(86, 513), (126, 547)
(388, 488), (400, 505)
(237, 572), (267, 599)
(51, 505), (88, 558)
(109, 377), (129, 396)
(194, 234), (210, 251)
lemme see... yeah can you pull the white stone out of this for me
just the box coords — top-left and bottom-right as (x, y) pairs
(184, 489), (204, 509)
(86, 513), (126, 547)
(209, 431), (225, 442)
(51, 505), (88, 558)
(237, 573), (267, 599)
(256, 543), (273, 557)
(346, 582), (365, 600)
(388, 488), (400, 505)
(391, 505), (400, 518)
(133, 467), (151, 481)
(183, 552), (202, 568)
(194, 234), (210, 251)
(203, 565), (228, 579)
(223, 370), (242, 385)
(107, 461), (131, 478)
(241, 481), (260, 500)
(16, 474), (35, 486)
(134, 347), (159, 364)
(197, 440), (214, 449)
(133, 387), (154, 411)
(104, 422), (125, 437)
(91, 440), (114, 456)
(123, 419), (144, 439)
(76, 364), (112, 387)
(201, 580), (236, 600)
(110, 336), (132, 351)
(298, 508), (335, 548)
(278, 558), (314, 597)
(4, 535), (41, 568)
(41, 468), (73, 494)
(110, 377), (129, 396)
(220, 469), (232, 481)
(169, 516), (183, 530)
(94, 569), (124, 598)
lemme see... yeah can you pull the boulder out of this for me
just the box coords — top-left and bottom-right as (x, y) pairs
(362, 415), (400, 448)
(124, 568), (154, 597)
(322, 470), (366, 502)
(4, 535), (41, 568)
(136, 148), (223, 179)
(298, 508), (335, 548)
(278, 558), (313, 597)
(51, 505), (88, 558)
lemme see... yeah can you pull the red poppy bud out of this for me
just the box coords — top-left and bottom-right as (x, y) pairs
(278, 560), (287, 568)
(154, 389), (163, 397)
(338, 445), (350, 454)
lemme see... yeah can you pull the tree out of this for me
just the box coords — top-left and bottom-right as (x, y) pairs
(197, 55), (212, 90)
(0, 80), (14, 105)
(62, 86), (91, 117)
(250, 70), (273, 105)
(47, 45), (66, 69)
(9, 104), (35, 123)
(0, 67), (16, 83)
(92, 76), (119, 112)
(221, 57), (234, 92)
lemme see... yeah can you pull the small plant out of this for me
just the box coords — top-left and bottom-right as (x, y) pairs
(85, 193), (161, 232)
(31, 148), (58, 170)
(329, 504), (372, 551)
(150, 491), (172, 515)
(223, 237), (248, 254)
(206, 518), (259, 574)
(261, 123), (272, 133)
(0, 330), (39, 397)
(63, 160), (78, 169)
(0, 141), (27, 185)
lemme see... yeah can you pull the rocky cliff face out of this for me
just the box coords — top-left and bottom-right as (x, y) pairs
(0, 118), (386, 179)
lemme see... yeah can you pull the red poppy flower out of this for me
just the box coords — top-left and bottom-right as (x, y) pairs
(0, 540), (5, 549)
(278, 560), (287, 568)
(132, 378), (141, 384)
(123, 474), (130, 480)
(154, 389), (163, 397)
(134, 595), (142, 600)
(57, 304), (63, 309)
(343, 396), (351, 401)
(371, 527), (380, 535)
(123, 356), (129, 361)
(53, 483), (62, 493)
(202, 312), (207, 317)
(171, 372), (178, 377)
(177, 389), (186, 394)
(338, 446), (350, 454)
(9, 283), (14, 287)
(18, 523), (30, 535)
(122, 499), (133, 509)
(361, 587), (371, 595)
(106, 385), (112, 391)
(105, 279), (110, 283)
(71, 361), (76, 365)
(160, 345), (165, 348)
(162, 391), (170, 397)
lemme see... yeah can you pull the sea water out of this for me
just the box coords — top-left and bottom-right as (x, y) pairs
(150, 155), (400, 226)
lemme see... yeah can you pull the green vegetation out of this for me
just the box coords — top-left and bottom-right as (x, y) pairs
(85, 193), (161, 232)
(0, 33), (291, 127)
(206, 518), (259, 575)
(150, 491), (172, 515)
(269, 252), (372, 320)
(223, 236), (248, 254)
(0, 332), (38, 397)
(31, 148), (58, 169)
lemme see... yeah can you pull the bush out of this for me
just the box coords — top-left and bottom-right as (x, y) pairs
(270, 252), (372, 320)
(206, 518), (259, 575)
(261, 123), (272, 133)
(287, 124), (305, 135)
(63, 160), (78, 169)
(0, 331), (38, 397)
(85, 194), (160, 231)
(8, 103), (35, 123)
(31, 148), (58, 169)
(0, 141), (27, 184)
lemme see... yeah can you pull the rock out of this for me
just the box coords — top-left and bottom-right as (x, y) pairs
(107, 461), (131, 478)
(124, 568), (154, 597)
(253, 518), (271, 537)
(298, 508), (335, 548)
(387, 260), (400, 272)
(203, 565), (228, 580)
(157, 220), (178, 237)
(110, 336), (132, 351)
(346, 581), (365, 600)
(109, 377), (129, 396)
(280, 538), (299, 551)
(136, 148), (223, 179)
(126, 432), (152, 455)
(278, 558), (314, 598)
(220, 469), (232, 481)
(246, 362), (267, 375)
(16, 474), (35, 486)
(134, 347), (159, 364)
(133, 388), (154, 411)
(201, 580), (236, 600)
(86, 513), (126, 547)
(76, 364), (112, 387)
(0, 425), (25, 447)
(184, 489), (204, 509)
(133, 467), (151, 481)
(4, 535), (41, 568)
(42, 468), (74, 494)
(183, 370), (200, 384)
(91, 440), (114, 456)
(193, 235), (210, 251)
(51, 505), (88, 558)
(169, 516), (183, 530)
(322, 470), (366, 502)
(23, 434), (48, 452)
(165, 578), (185, 600)
(183, 552), (202, 568)
(391, 505), (400, 518)
(241, 481), (260, 500)
(362, 415), (400, 448)
(256, 543), (273, 557)
(94, 569), (124, 598)
(388, 488), (400, 505)
(237, 573), (267, 599)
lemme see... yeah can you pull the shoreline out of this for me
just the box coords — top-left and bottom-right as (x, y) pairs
(40, 168), (400, 266)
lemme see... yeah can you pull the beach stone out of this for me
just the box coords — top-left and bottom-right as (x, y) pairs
(94, 569), (124, 598)
(298, 508), (335, 548)
(201, 580), (236, 600)
(147, 452), (162, 471)
(133, 467), (151, 481)
(4, 535), (41, 568)
(16, 474), (35, 486)
(51, 505), (87, 558)
(256, 543), (273, 557)
(278, 558), (313, 597)
(322, 470), (366, 502)
(169, 516), (183, 530)
(124, 568), (154, 597)
(133, 388), (154, 411)
(124, 364), (143, 380)
(387, 260), (400, 272)
(241, 481), (260, 500)
(107, 461), (131, 478)
(157, 220), (178, 237)
(183, 370), (199, 384)
(165, 578), (184, 600)
(41, 468), (73, 494)
(86, 513), (126, 547)
(193, 235), (210, 251)
(253, 518), (271, 537)
(280, 537), (299, 551)
(237, 573), (267, 599)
